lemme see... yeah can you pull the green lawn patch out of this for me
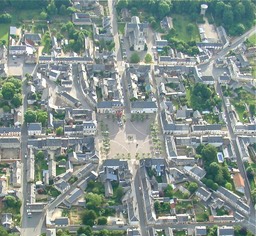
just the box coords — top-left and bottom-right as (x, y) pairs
(173, 230), (186, 236)
(35, 158), (48, 182)
(118, 22), (125, 35)
(248, 34), (256, 46)
(0, 24), (9, 42)
(56, 166), (66, 176)
(172, 14), (200, 43)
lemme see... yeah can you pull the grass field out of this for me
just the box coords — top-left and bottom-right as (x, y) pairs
(172, 14), (200, 42)
(0, 9), (41, 43)
(0, 24), (9, 42)
(248, 33), (256, 46)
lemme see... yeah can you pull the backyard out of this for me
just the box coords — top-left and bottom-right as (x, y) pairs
(172, 14), (200, 43)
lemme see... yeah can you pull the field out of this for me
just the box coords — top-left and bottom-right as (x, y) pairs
(0, 9), (41, 43)
(172, 14), (200, 42)
(248, 33), (256, 46)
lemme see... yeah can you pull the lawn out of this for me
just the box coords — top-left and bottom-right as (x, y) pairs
(248, 33), (256, 46)
(35, 158), (48, 182)
(172, 14), (200, 42)
(0, 9), (42, 43)
(0, 24), (9, 42)
(118, 23), (125, 35)
(56, 166), (66, 176)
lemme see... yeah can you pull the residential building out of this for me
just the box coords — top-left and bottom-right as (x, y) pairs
(196, 187), (211, 202)
(1, 213), (12, 229)
(97, 101), (124, 113)
(72, 13), (92, 25)
(131, 101), (157, 114)
(27, 123), (42, 136)
(233, 172), (245, 194)
(195, 226), (207, 236)
(184, 165), (206, 181)
(217, 226), (234, 236)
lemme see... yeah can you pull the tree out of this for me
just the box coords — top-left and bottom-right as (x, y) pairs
(154, 201), (160, 213)
(56, 127), (64, 136)
(85, 193), (103, 209)
(11, 94), (22, 107)
(225, 182), (232, 191)
(36, 151), (44, 159)
(157, 0), (171, 19)
(82, 210), (97, 226)
(188, 182), (198, 194)
(246, 166), (255, 180)
(4, 195), (17, 208)
(24, 109), (37, 123)
(97, 216), (107, 225)
(144, 53), (152, 63)
(47, 0), (57, 16)
(249, 104), (255, 116)
(39, 11), (48, 20)
(77, 226), (92, 236)
(115, 186), (123, 203)
(164, 184), (173, 198)
(0, 226), (8, 236)
(130, 53), (140, 63)
(36, 110), (48, 126)
(1, 82), (15, 100)
(201, 144), (217, 165)
(186, 23), (194, 35)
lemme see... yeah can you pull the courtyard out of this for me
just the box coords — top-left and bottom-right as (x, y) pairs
(97, 113), (163, 160)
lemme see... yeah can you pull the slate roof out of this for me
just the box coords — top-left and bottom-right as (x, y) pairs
(27, 123), (42, 131)
(131, 101), (157, 109)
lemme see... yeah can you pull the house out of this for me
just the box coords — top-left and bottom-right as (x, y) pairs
(54, 217), (69, 226)
(201, 76), (215, 85)
(236, 54), (250, 68)
(9, 45), (27, 55)
(0, 127), (21, 136)
(11, 161), (21, 187)
(196, 187), (211, 202)
(72, 13), (92, 25)
(233, 172), (245, 194)
(97, 101), (124, 113)
(10, 26), (18, 36)
(1, 213), (12, 229)
(63, 188), (84, 208)
(131, 101), (157, 114)
(184, 165), (206, 181)
(27, 123), (42, 136)
(195, 226), (207, 236)
(125, 16), (148, 51)
(160, 16), (173, 30)
(24, 33), (41, 44)
(218, 73), (231, 84)
(217, 226), (234, 236)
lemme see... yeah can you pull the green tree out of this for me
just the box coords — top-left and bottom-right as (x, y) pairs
(115, 186), (123, 203)
(24, 109), (37, 123)
(77, 226), (92, 235)
(82, 210), (97, 226)
(201, 144), (217, 165)
(11, 94), (22, 107)
(144, 53), (152, 63)
(39, 11), (48, 20)
(246, 166), (255, 180)
(85, 193), (103, 209)
(164, 184), (173, 198)
(188, 182), (198, 194)
(47, 0), (57, 16)
(1, 82), (15, 100)
(0, 226), (8, 236)
(186, 23), (194, 35)
(37, 110), (48, 126)
(157, 0), (171, 19)
(4, 195), (17, 208)
(56, 127), (64, 136)
(36, 151), (45, 159)
(97, 216), (107, 225)
(225, 182), (232, 191)
(130, 53), (140, 63)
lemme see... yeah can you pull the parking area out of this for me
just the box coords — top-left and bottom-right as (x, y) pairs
(97, 114), (157, 160)
(8, 55), (36, 76)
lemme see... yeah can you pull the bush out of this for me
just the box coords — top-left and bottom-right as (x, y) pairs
(97, 216), (107, 225)
(130, 53), (140, 63)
